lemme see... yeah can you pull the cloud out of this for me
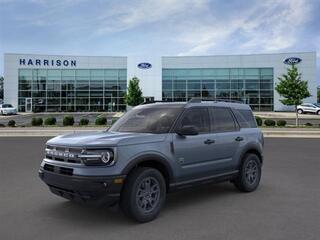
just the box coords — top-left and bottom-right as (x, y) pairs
(94, 0), (209, 34)
(177, 0), (313, 55)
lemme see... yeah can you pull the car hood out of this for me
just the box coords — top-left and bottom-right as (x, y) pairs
(46, 131), (167, 148)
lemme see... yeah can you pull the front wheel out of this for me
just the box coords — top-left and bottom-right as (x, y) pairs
(234, 154), (261, 192)
(317, 110), (320, 115)
(297, 109), (303, 114)
(120, 167), (166, 222)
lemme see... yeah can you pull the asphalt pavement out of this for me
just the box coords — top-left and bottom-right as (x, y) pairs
(0, 137), (319, 240)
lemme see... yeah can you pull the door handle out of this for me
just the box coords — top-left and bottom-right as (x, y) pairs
(204, 139), (215, 144)
(235, 136), (244, 142)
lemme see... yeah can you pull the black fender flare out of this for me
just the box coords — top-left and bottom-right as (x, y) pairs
(238, 142), (263, 166)
(121, 153), (174, 182)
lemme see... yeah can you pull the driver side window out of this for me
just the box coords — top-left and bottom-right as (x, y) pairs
(179, 108), (210, 133)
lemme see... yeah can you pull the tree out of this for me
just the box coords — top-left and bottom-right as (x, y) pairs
(0, 76), (3, 100)
(317, 87), (320, 103)
(125, 77), (144, 106)
(275, 65), (311, 126)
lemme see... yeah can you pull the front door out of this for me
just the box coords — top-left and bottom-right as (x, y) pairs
(173, 107), (216, 181)
(25, 98), (32, 112)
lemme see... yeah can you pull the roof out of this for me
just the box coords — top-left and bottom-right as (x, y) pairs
(137, 99), (252, 111)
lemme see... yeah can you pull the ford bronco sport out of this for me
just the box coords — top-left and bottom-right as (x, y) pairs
(39, 99), (264, 222)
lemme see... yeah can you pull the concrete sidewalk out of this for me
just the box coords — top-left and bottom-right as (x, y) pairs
(1, 127), (320, 138)
(255, 111), (320, 119)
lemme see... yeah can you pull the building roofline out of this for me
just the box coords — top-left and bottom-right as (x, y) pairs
(162, 51), (316, 58)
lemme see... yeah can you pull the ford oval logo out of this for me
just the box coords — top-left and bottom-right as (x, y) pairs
(283, 57), (302, 65)
(137, 62), (152, 69)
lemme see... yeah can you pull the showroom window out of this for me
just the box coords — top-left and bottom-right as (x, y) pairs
(162, 68), (273, 111)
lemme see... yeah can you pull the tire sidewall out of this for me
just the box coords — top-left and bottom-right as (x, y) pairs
(239, 154), (261, 192)
(126, 168), (166, 222)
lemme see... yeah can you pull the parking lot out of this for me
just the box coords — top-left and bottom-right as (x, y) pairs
(0, 137), (319, 240)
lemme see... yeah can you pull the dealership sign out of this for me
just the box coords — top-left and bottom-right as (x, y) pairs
(137, 62), (152, 69)
(283, 57), (302, 65)
(19, 58), (77, 67)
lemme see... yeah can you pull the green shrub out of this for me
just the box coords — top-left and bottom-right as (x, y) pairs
(44, 117), (56, 125)
(79, 118), (89, 126)
(63, 115), (74, 126)
(305, 122), (313, 127)
(277, 119), (287, 127)
(255, 116), (262, 126)
(31, 117), (43, 126)
(8, 120), (16, 127)
(264, 119), (276, 127)
(95, 117), (107, 125)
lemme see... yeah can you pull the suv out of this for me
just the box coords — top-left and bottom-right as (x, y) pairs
(39, 100), (264, 222)
(297, 103), (320, 115)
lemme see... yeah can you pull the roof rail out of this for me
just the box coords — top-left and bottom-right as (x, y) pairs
(188, 98), (244, 104)
(140, 100), (171, 105)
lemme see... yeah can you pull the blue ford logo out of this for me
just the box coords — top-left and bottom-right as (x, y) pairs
(137, 62), (152, 69)
(283, 57), (302, 65)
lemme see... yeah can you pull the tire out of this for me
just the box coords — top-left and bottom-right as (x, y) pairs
(317, 110), (320, 115)
(120, 167), (166, 222)
(234, 153), (261, 192)
(297, 109), (303, 114)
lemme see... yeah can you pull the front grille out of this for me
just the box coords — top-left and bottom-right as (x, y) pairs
(45, 146), (83, 164)
(59, 167), (73, 176)
(43, 163), (74, 176)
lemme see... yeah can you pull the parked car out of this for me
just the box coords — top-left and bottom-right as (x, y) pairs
(39, 99), (264, 222)
(297, 103), (320, 115)
(0, 104), (17, 115)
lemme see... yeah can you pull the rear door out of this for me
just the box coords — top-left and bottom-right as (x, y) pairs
(208, 107), (242, 172)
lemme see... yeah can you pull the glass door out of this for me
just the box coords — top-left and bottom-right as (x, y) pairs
(25, 98), (32, 112)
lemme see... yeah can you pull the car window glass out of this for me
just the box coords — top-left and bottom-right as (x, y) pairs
(233, 109), (257, 128)
(2, 104), (13, 108)
(180, 108), (210, 133)
(210, 107), (237, 132)
(110, 107), (183, 134)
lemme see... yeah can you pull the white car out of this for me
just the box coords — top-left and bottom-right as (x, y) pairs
(0, 104), (17, 115)
(297, 103), (320, 115)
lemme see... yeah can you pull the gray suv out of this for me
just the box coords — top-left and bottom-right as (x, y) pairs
(39, 100), (264, 222)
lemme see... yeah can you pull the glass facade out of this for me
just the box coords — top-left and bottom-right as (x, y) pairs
(18, 69), (127, 112)
(162, 68), (274, 111)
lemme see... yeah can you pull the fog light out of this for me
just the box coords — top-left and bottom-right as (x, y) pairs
(113, 178), (124, 184)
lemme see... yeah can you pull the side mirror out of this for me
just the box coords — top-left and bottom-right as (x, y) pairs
(175, 125), (199, 136)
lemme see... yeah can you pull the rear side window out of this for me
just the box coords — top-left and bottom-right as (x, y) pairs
(210, 107), (237, 132)
(233, 109), (257, 128)
(179, 108), (210, 133)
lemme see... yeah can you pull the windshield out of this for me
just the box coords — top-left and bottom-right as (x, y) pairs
(2, 104), (13, 108)
(109, 106), (183, 134)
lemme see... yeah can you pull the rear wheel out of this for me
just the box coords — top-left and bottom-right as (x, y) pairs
(120, 167), (166, 222)
(234, 153), (261, 192)
(297, 109), (303, 114)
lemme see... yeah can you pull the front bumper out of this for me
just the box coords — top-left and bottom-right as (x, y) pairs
(39, 168), (126, 206)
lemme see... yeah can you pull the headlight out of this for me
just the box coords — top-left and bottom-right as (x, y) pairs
(79, 149), (116, 166)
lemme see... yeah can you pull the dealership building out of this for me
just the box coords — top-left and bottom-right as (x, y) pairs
(3, 52), (317, 112)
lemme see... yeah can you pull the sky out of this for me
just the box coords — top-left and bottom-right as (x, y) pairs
(0, 0), (319, 83)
